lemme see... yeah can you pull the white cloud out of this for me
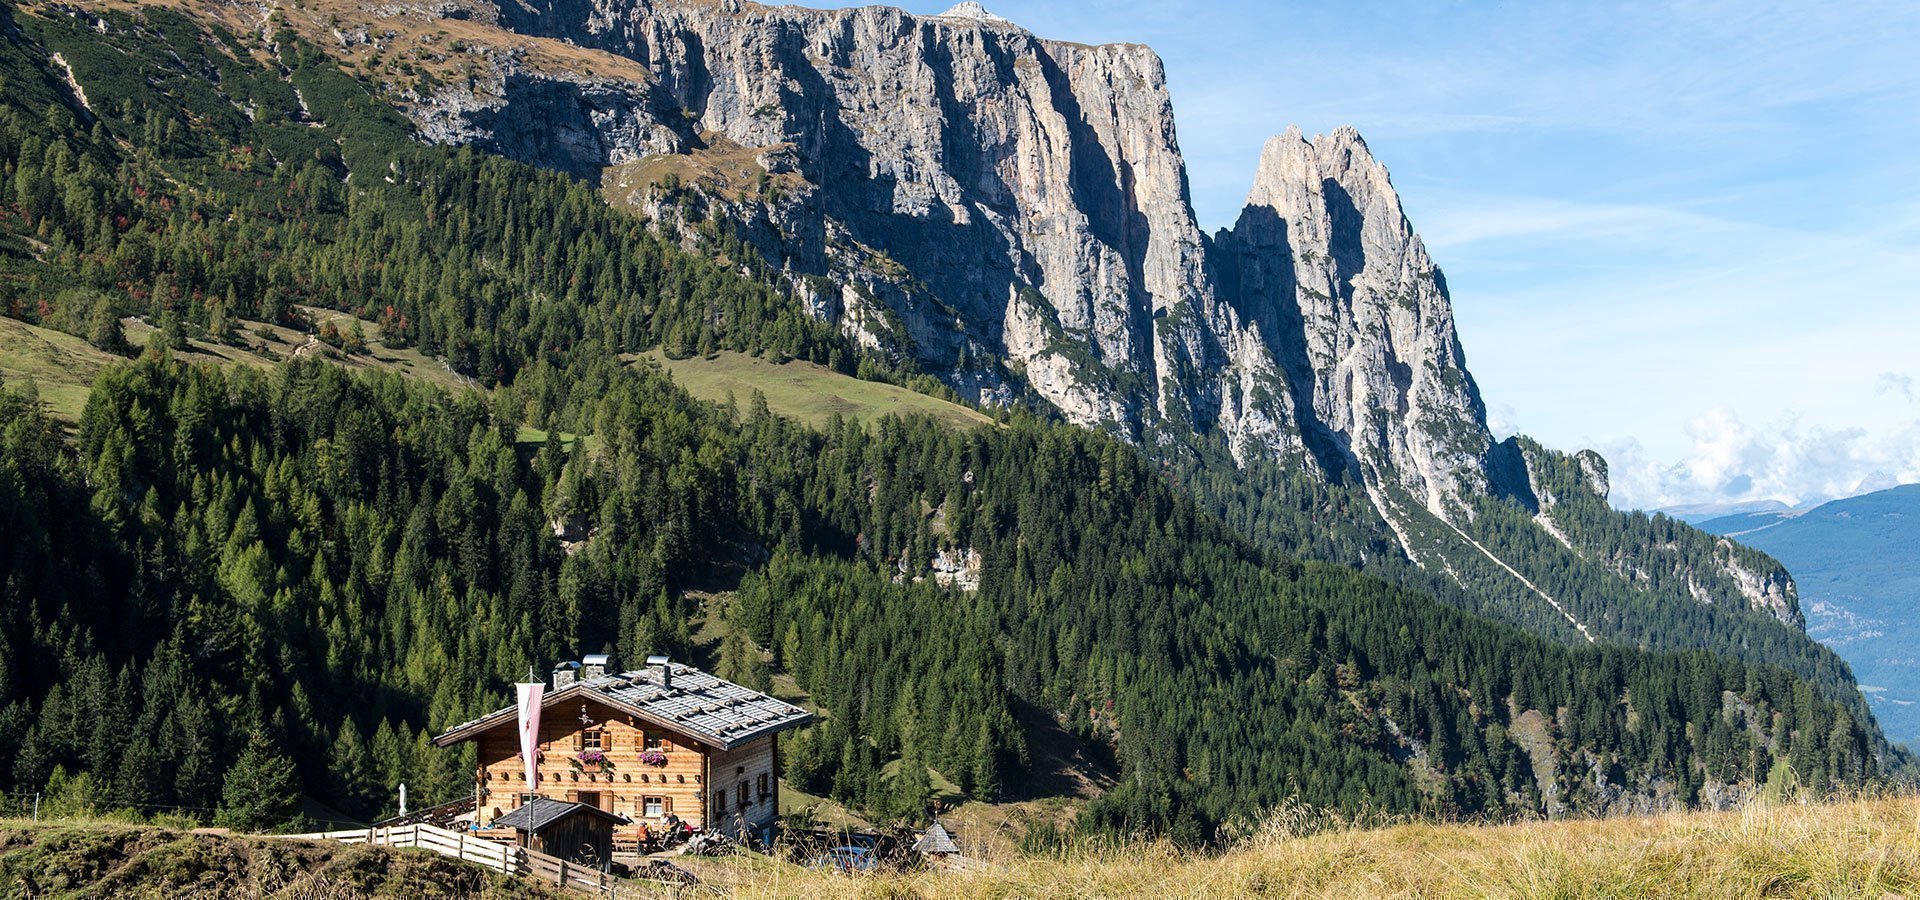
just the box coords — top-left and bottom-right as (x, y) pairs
(1484, 400), (1522, 441)
(1877, 373), (1916, 405)
(1603, 408), (1920, 510)
(1414, 193), (1738, 253)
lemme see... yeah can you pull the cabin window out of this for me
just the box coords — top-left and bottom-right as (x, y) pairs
(757, 773), (770, 798)
(580, 728), (603, 751)
(643, 731), (664, 751)
(643, 796), (665, 817)
(577, 790), (602, 810)
(737, 781), (748, 808)
(715, 790), (727, 814)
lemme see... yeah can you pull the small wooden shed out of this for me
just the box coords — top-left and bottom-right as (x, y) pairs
(914, 818), (961, 865)
(492, 796), (629, 869)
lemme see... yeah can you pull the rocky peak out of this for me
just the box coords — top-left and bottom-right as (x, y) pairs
(935, 2), (1015, 26)
(1220, 124), (1492, 513)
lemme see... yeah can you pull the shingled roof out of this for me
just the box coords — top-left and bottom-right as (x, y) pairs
(491, 796), (629, 832)
(432, 662), (813, 751)
(914, 819), (960, 855)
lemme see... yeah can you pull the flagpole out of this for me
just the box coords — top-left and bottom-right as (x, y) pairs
(516, 664), (545, 803)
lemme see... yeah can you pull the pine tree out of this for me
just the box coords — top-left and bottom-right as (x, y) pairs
(890, 744), (933, 824)
(216, 730), (302, 833)
(327, 721), (376, 817)
(86, 293), (130, 356)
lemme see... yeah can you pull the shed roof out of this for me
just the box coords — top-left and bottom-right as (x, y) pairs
(491, 796), (629, 832)
(432, 663), (813, 750)
(914, 820), (960, 855)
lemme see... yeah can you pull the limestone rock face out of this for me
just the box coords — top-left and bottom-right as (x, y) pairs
(369, 0), (1555, 520)
(1716, 541), (1805, 628)
(408, 0), (1330, 464)
(1218, 127), (1493, 510)
(484, 1), (1323, 456)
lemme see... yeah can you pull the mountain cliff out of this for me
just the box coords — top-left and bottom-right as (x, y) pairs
(147, 0), (1834, 678)
(376, 0), (1491, 503)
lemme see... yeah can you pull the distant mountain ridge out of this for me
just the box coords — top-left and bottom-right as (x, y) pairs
(1657, 499), (1798, 526)
(1696, 485), (1920, 746)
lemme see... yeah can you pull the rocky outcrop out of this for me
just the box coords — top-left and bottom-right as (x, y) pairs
(1716, 541), (1803, 627)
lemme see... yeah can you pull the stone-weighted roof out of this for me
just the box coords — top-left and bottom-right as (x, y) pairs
(432, 662), (813, 751)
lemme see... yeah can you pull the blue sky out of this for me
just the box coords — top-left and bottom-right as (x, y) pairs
(813, 1), (1920, 509)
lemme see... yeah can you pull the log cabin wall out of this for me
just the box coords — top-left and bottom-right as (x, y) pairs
(531, 813), (614, 868)
(477, 697), (714, 826)
(706, 734), (778, 838)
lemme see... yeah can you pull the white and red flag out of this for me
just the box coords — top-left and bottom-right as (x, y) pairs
(516, 680), (544, 788)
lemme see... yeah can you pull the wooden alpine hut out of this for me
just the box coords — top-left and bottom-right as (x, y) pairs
(433, 654), (812, 847)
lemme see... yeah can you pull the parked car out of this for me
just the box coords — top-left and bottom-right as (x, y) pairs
(809, 846), (878, 874)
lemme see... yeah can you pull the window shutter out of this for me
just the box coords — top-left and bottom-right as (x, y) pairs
(566, 789), (579, 802)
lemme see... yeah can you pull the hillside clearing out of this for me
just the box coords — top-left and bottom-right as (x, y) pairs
(0, 308), (474, 422)
(636, 349), (993, 430)
(0, 316), (124, 420)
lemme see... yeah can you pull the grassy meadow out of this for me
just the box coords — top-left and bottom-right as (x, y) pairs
(638, 349), (995, 430)
(0, 315), (123, 420)
(0, 308), (473, 424)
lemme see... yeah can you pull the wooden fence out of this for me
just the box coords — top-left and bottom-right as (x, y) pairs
(522, 844), (621, 894)
(281, 823), (519, 876)
(278, 823), (667, 896)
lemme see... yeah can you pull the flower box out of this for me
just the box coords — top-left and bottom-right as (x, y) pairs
(575, 749), (610, 772)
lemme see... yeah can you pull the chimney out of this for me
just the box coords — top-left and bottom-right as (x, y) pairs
(647, 654), (672, 690)
(582, 653), (611, 680)
(551, 660), (580, 690)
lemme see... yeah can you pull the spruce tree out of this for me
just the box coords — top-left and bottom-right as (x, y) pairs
(216, 730), (302, 833)
(327, 721), (376, 817)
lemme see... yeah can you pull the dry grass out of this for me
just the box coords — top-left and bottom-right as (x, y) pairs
(7, 797), (1914, 897)
(692, 796), (1920, 899)
(0, 820), (567, 899)
(603, 137), (808, 207)
(73, 0), (658, 99)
